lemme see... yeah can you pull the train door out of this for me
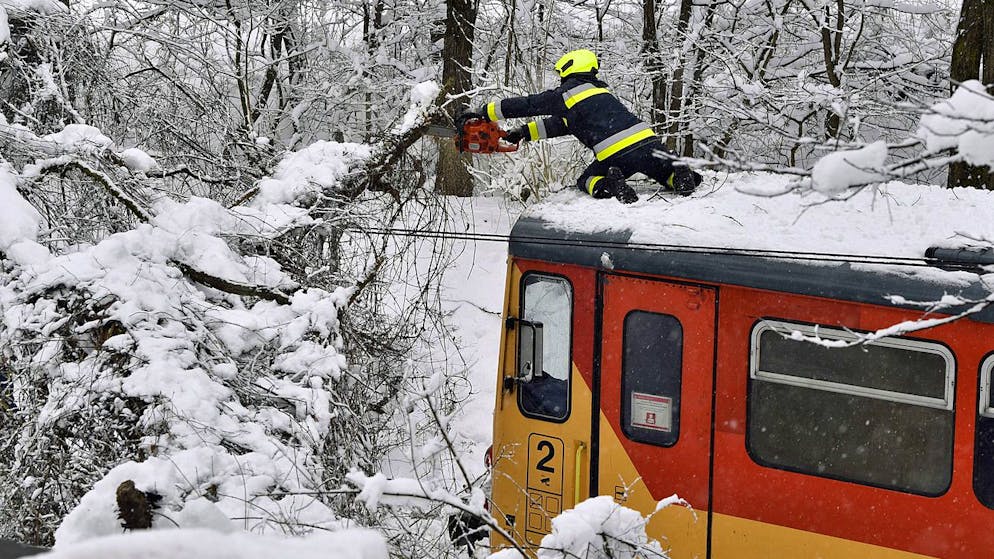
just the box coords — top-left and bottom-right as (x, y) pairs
(490, 263), (596, 553)
(595, 274), (716, 558)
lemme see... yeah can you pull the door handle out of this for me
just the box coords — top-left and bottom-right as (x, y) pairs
(574, 441), (587, 505)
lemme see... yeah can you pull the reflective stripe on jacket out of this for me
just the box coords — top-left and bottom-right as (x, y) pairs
(483, 75), (655, 160)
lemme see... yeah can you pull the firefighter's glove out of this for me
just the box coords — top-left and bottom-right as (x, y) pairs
(669, 167), (700, 196)
(455, 108), (486, 130)
(504, 125), (529, 145)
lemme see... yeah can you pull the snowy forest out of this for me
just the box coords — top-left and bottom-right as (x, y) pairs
(0, 0), (992, 554)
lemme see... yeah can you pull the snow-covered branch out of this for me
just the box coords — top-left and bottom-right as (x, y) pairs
(782, 293), (994, 349)
(705, 80), (993, 197)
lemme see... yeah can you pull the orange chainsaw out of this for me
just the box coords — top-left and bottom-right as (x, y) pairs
(426, 119), (520, 154)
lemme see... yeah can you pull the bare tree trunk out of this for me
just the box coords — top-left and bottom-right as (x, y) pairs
(665, 0), (694, 152)
(641, 0), (667, 125)
(0, 12), (78, 129)
(364, 0), (385, 142)
(947, 0), (994, 189)
(503, 0), (516, 84)
(816, 0), (845, 140)
(596, 0), (610, 41)
(682, 0), (719, 157)
(434, 0), (477, 197)
(436, 142), (474, 196)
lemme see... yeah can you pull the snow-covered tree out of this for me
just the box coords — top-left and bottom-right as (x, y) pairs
(0, 70), (485, 558)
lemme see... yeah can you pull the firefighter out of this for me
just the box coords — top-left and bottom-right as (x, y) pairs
(458, 49), (702, 204)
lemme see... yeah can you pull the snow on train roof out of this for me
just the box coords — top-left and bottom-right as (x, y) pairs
(524, 172), (994, 262)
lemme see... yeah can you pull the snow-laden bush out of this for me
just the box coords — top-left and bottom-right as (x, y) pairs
(0, 160), (356, 545)
(347, 469), (673, 559)
(0, 84), (477, 554)
(532, 496), (666, 559)
(482, 495), (670, 559)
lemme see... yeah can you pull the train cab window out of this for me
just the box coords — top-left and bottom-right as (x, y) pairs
(748, 319), (954, 495)
(974, 355), (994, 508)
(621, 311), (682, 447)
(517, 274), (572, 421)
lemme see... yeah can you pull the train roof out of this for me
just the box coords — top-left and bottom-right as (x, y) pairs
(509, 173), (994, 323)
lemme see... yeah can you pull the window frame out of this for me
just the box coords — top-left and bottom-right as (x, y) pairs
(980, 353), (994, 418)
(516, 271), (574, 423)
(620, 310), (684, 448)
(747, 317), (957, 496)
(750, 319), (955, 411)
(974, 352), (994, 509)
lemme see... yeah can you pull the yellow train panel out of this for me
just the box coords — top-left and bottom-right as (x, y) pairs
(710, 513), (936, 559)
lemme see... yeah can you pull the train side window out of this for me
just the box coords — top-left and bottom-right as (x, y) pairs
(747, 319), (954, 496)
(974, 355), (994, 508)
(621, 311), (682, 447)
(517, 274), (572, 421)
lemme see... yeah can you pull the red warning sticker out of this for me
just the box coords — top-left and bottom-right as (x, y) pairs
(631, 391), (672, 432)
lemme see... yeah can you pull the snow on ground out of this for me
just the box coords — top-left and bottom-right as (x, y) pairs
(34, 528), (387, 559)
(441, 196), (520, 473)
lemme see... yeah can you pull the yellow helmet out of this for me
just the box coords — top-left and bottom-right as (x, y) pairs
(555, 49), (599, 78)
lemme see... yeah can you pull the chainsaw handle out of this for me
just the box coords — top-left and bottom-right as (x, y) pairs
(492, 127), (520, 153)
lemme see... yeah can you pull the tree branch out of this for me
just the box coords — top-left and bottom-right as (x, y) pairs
(18, 138), (296, 306)
(173, 261), (292, 304)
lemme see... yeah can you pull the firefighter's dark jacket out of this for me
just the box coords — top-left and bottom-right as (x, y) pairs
(479, 74), (656, 161)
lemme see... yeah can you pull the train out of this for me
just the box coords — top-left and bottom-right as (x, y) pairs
(487, 196), (994, 558)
